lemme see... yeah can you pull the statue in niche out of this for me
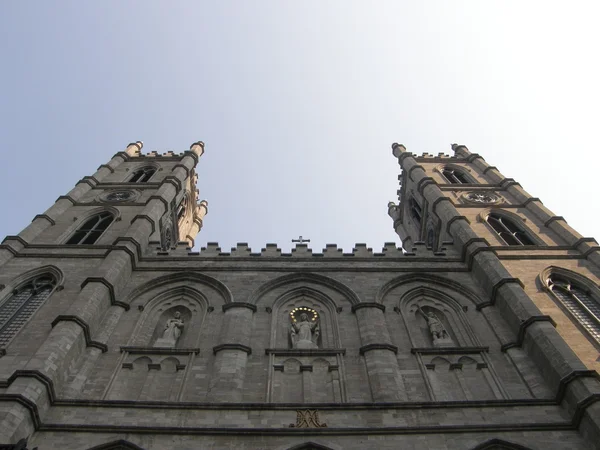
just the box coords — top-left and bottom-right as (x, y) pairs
(290, 311), (320, 349)
(417, 306), (453, 347)
(154, 311), (184, 348)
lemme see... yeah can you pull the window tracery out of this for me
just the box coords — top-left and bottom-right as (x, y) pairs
(0, 274), (56, 347)
(547, 274), (600, 345)
(442, 167), (471, 184)
(66, 212), (114, 245)
(128, 167), (156, 183)
(409, 198), (422, 227)
(486, 213), (534, 246)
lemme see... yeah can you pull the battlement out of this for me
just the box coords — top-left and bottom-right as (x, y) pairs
(153, 241), (448, 258)
(124, 141), (205, 159)
(415, 152), (454, 159)
(140, 150), (187, 158)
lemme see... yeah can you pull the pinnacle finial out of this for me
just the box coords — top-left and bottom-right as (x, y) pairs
(189, 141), (205, 158)
(391, 143), (407, 158)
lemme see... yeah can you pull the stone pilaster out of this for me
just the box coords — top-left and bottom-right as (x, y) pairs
(208, 302), (255, 402)
(353, 303), (406, 402)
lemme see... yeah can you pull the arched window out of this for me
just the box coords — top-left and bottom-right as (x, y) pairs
(547, 274), (600, 345)
(442, 167), (471, 184)
(0, 274), (56, 347)
(409, 198), (422, 227)
(128, 167), (156, 183)
(66, 212), (114, 245)
(177, 197), (188, 223)
(486, 213), (534, 246)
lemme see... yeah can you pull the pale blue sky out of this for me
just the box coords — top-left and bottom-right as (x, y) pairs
(1, 1), (599, 252)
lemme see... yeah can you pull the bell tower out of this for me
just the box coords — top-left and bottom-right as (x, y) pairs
(0, 140), (208, 271)
(388, 142), (600, 373)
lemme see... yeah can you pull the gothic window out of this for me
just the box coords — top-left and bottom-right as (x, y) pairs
(547, 275), (600, 345)
(66, 212), (114, 245)
(486, 213), (534, 246)
(426, 226), (435, 248)
(442, 167), (471, 184)
(409, 198), (422, 226)
(128, 167), (156, 183)
(177, 198), (187, 223)
(0, 274), (56, 347)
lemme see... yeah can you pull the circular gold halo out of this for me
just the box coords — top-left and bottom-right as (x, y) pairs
(290, 307), (318, 323)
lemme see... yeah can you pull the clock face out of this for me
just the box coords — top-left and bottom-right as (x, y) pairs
(464, 192), (499, 204)
(105, 191), (134, 202)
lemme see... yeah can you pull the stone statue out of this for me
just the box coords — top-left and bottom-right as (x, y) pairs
(290, 312), (320, 349)
(417, 306), (453, 347)
(153, 311), (184, 348)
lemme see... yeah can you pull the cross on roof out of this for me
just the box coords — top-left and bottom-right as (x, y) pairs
(292, 236), (310, 244)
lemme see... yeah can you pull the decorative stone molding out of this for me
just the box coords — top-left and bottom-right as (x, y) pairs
(359, 343), (398, 355)
(222, 302), (257, 313)
(288, 410), (328, 428)
(119, 346), (199, 355)
(213, 344), (252, 355)
(265, 348), (346, 356)
(462, 192), (500, 204)
(98, 190), (139, 203)
(351, 302), (385, 313)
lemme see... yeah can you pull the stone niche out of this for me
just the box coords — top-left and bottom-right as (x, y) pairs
(104, 288), (206, 401)
(400, 287), (507, 401)
(266, 289), (347, 403)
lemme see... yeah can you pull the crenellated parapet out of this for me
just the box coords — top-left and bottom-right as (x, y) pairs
(172, 241), (448, 258)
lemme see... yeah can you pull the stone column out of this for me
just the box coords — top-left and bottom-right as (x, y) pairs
(208, 302), (255, 402)
(353, 303), (406, 402)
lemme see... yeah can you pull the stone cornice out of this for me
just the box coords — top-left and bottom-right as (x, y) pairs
(120, 346), (199, 355)
(265, 348), (346, 356)
(410, 347), (489, 354)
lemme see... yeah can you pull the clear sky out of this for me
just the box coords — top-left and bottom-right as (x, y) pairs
(1, 1), (598, 252)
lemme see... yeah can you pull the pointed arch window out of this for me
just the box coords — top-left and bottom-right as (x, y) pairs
(409, 198), (422, 227)
(128, 167), (156, 183)
(547, 275), (600, 345)
(66, 212), (114, 245)
(486, 213), (534, 246)
(442, 167), (471, 184)
(177, 197), (188, 223)
(0, 274), (56, 347)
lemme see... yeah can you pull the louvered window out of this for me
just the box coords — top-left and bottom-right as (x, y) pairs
(0, 275), (56, 347)
(548, 275), (600, 345)
(66, 212), (114, 245)
(129, 167), (156, 183)
(409, 198), (422, 227)
(486, 213), (534, 246)
(442, 168), (471, 184)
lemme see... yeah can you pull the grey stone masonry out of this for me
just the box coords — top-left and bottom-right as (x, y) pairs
(0, 141), (597, 449)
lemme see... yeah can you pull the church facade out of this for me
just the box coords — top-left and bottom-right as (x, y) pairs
(0, 141), (598, 449)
